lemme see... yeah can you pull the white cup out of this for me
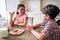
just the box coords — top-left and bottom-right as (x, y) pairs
(0, 31), (2, 40)
(27, 17), (33, 26)
(0, 28), (8, 38)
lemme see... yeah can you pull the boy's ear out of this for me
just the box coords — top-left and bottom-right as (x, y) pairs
(47, 15), (50, 19)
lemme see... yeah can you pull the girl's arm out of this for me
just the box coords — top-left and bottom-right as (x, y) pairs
(9, 11), (15, 26)
(10, 15), (13, 26)
(17, 17), (28, 27)
(13, 16), (28, 27)
(10, 16), (16, 26)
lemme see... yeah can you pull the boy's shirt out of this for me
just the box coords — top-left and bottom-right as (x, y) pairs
(40, 19), (60, 40)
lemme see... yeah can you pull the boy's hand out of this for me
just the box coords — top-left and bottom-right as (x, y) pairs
(9, 11), (15, 17)
(25, 25), (34, 31)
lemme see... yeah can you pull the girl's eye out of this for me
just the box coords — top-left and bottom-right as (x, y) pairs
(46, 15), (47, 16)
(46, 14), (48, 16)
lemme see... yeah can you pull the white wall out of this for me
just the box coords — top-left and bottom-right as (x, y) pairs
(41, 0), (60, 9)
(25, 0), (41, 25)
(0, 0), (20, 19)
(0, 0), (6, 17)
(5, 0), (20, 22)
(6, 0), (20, 11)
(0, 0), (42, 25)
(27, 0), (40, 12)
(6, 0), (41, 25)
(26, 12), (42, 25)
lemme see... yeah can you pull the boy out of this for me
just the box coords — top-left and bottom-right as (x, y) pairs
(26, 4), (60, 40)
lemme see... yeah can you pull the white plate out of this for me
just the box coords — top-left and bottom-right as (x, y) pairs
(9, 29), (24, 35)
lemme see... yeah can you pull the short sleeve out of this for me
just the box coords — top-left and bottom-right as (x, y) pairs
(40, 21), (48, 27)
(41, 23), (52, 36)
(24, 14), (28, 18)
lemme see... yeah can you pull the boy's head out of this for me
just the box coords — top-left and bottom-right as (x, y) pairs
(42, 4), (60, 20)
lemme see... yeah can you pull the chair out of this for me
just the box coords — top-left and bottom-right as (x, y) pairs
(56, 20), (60, 26)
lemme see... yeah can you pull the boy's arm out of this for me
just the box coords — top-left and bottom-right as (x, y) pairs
(26, 25), (46, 40)
(31, 30), (46, 40)
(33, 24), (41, 29)
(33, 21), (46, 28)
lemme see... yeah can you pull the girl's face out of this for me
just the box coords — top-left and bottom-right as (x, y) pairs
(43, 14), (50, 21)
(18, 6), (25, 15)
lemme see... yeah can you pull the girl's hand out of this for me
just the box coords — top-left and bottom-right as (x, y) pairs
(26, 25), (33, 31)
(9, 11), (15, 17)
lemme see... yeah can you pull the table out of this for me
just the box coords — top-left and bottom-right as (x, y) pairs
(2, 27), (42, 40)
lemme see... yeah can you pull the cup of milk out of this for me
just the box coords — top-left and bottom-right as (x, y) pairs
(0, 31), (2, 40)
(0, 28), (9, 38)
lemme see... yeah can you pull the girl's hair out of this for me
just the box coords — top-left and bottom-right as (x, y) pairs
(16, 4), (25, 14)
(42, 4), (60, 19)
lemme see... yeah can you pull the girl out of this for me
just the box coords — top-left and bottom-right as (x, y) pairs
(9, 4), (28, 27)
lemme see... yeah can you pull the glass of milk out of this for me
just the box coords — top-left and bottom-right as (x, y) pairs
(0, 17), (9, 38)
(27, 17), (33, 26)
(0, 31), (2, 40)
(0, 28), (9, 38)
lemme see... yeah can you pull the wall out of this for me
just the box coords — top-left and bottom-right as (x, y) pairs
(0, 0), (42, 25)
(6, 0), (41, 25)
(0, 0), (6, 17)
(5, 0), (20, 22)
(24, 0), (41, 25)
(26, 12), (42, 25)
(41, 0), (60, 9)
(6, 0), (20, 11)
(0, 0), (20, 21)
(27, 0), (40, 12)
